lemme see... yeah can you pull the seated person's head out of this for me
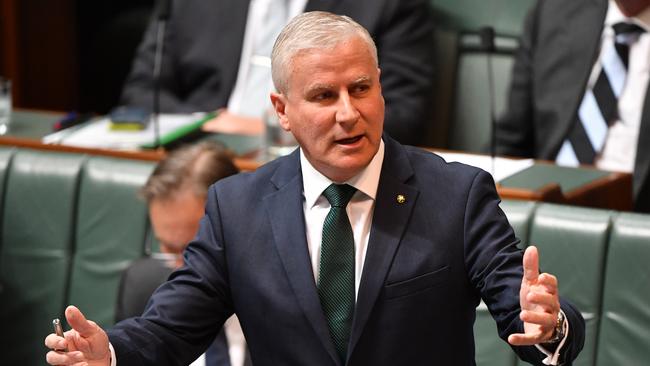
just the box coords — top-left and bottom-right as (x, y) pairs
(140, 142), (238, 267)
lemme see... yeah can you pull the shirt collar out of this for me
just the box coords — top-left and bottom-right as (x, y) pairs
(301, 139), (385, 208)
(606, 0), (650, 31)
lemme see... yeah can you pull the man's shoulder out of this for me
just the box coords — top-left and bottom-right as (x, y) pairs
(211, 153), (297, 195)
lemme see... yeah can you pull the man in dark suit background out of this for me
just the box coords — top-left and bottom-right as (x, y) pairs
(114, 141), (244, 366)
(45, 11), (585, 366)
(119, 0), (435, 146)
(496, 0), (650, 212)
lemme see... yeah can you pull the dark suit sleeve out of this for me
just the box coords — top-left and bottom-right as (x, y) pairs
(108, 186), (233, 365)
(463, 170), (585, 365)
(119, 10), (199, 113)
(495, 0), (541, 158)
(375, 0), (436, 146)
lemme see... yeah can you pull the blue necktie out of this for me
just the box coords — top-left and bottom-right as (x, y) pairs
(557, 22), (645, 165)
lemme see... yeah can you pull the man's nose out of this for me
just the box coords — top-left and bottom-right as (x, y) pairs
(335, 92), (360, 124)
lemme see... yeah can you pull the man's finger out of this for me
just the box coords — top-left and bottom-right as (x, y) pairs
(508, 332), (545, 346)
(44, 333), (67, 351)
(65, 306), (95, 337)
(523, 246), (540, 282)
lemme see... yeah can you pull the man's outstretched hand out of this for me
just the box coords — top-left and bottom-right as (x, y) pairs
(44, 305), (111, 366)
(508, 246), (561, 346)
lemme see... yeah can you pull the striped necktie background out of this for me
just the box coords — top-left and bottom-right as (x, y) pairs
(556, 22), (646, 166)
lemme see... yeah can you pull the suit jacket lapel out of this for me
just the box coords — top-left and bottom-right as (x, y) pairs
(634, 89), (650, 199)
(264, 151), (341, 366)
(347, 136), (419, 359)
(553, 0), (608, 151)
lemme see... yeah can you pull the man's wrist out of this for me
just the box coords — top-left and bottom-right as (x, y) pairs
(543, 310), (566, 345)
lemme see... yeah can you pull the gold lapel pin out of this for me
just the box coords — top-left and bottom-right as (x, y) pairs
(396, 194), (406, 204)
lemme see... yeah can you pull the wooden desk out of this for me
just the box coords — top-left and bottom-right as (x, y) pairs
(496, 163), (633, 211)
(0, 112), (634, 210)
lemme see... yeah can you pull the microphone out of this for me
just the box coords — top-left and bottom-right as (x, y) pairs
(479, 26), (497, 176)
(155, 0), (172, 20)
(152, 0), (172, 149)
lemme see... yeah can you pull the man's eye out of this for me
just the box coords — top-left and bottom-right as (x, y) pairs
(313, 91), (334, 101)
(352, 84), (370, 94)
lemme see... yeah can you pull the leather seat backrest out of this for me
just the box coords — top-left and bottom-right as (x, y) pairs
(520, 204), (611, 366)
(429, 0), (535, 151)
(0, 149), (86, 365)
(0, 147), (15, 249)
(67, 156), (154, 328)
(596, 212), (650, 365)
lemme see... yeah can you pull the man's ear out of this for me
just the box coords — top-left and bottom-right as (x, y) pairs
(270, 92), (291, 131)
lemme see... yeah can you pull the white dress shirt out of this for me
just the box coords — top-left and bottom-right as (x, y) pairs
(227, 0), (308, 118)
(300, 141), (385, 295)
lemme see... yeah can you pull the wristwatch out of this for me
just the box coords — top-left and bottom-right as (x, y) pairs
(545, 310), (566, 344)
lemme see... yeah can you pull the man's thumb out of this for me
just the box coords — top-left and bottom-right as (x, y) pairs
(65, 305), (96, 337)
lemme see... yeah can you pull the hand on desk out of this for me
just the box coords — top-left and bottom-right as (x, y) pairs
(201, 109), (265, 135)
(45, 305), (111, 366)
(508, 246), (562, 346)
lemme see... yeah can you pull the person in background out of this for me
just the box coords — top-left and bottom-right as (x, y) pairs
(114, 141), (248, 366)
(119, 0), (435, 146)
(497, 0), (650, 212)
(45, 11), (584, 366)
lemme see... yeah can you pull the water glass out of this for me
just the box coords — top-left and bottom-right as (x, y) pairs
(264, 107), (298, 160)
(0, 77), (11, 135)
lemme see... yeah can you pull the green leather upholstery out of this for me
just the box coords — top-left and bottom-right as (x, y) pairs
(430, 0), (533, 35)
(0, 147), (15, 247)
(0, 150), (86, 365)
(428, 0), (535, 151)
(67, 157), (154, 328)
(596, 213), (650, 365)
(0, 148), (155, 365)
(523, 204), (611, 366)
(501, 200), (536, 245)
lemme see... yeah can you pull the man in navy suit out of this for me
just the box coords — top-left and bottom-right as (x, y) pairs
(45, 11), (585, 366)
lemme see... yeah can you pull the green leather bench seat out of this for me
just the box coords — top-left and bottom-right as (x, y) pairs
(596, 213), (650, 365)
(67, 157), (154, 328)
(0, 147), (154, 365)
(0, 149), (86, 365)
(521, 205), (611, 366)
(428, 0), (536, 150)
(1, 145), (650, 365)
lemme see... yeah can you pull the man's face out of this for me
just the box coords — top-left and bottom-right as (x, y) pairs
(615, 0), (650, 16)
(149, 189), (205, 268)
(271, 36), (384, 182)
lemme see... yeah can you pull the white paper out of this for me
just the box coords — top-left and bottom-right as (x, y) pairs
(431, 151), (534, 182)
(42, 113), (207, 150)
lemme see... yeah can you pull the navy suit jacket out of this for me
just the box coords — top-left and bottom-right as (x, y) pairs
(108, 136), (584, 365)
(119, 0), (436, 145)
(496, 0), (650, 212)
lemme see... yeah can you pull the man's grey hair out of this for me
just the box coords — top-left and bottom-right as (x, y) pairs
(271, 11), (378, 94)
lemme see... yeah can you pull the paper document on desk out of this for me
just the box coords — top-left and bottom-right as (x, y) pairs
(42, 113), (209, 150)
(432, 151), (534, 182)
